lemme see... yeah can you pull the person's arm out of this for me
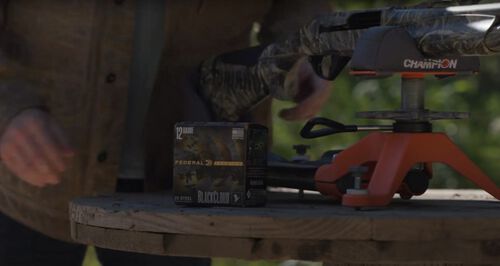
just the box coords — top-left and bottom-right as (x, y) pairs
(0, 81), (74, 187)
(198, 1), (333, 122)
(199, 47), (331, 121)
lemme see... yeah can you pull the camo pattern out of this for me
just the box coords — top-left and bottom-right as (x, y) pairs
(173, 123), (267, 206)
(382, 9), (497, 56)
(173, 124), (244, 161)
(200, 43), (308, 121)
(298, 12), (365, 56)
(257, 42), (303, 100)
(198, 11), (366, 121)
(173, 124), (246, 193)
(199, 15), (357, 121)
(199, 56), (269, 121)
(298, 7), (500, 57)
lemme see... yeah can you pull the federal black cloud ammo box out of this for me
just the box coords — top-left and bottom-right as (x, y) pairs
(173, 122), (267, 206)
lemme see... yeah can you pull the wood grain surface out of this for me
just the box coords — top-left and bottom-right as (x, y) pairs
(70, 190), (500, 264)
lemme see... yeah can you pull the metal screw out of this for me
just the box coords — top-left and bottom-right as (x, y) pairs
(292, 144), (311, 162)
(347, 166), (369, 195)
(350, 166), (368, 188)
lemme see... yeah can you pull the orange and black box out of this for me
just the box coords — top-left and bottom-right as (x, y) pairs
(173, 122), (267, 206)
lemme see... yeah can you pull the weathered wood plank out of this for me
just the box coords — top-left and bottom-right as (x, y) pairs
(70, 190), (500, 242)
(71, 222), (500, 264)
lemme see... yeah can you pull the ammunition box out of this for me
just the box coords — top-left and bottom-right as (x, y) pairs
(173, 122), (267, 206)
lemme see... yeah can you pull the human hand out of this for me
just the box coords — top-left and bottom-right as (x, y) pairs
(279, 58), (332, 121)
(0, 109), (75, 187)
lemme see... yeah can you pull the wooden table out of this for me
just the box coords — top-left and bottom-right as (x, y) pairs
(70, 189), (500, 265)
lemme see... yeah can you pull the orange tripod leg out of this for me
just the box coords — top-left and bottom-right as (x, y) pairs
(323, 132), (500, 207)
(408, 133), (500, 200)
(315, 133), (388, 199)
(342, 134), (416, 207)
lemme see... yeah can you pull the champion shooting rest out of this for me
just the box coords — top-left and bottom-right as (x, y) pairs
(301, 26), (500, 207)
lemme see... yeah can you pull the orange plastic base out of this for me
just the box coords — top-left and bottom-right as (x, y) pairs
(315, 132), (500, 207)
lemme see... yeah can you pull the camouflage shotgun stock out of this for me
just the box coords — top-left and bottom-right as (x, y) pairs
(200, 2), (500, 121)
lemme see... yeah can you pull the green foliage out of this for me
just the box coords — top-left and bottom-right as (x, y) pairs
(82, 246), (101, 266)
